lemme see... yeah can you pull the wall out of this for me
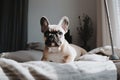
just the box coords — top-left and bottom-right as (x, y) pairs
(28, 0), (97, 49)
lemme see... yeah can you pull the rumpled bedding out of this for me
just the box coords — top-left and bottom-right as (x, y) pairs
(0, 58), (117, 80)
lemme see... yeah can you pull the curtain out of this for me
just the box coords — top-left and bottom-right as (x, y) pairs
(96, 0), (120, 48)
(0, 0), (28, 52)
(96, 0), (104, 47)
(97, 0), (110, 47)
(112, 0), (120, 48)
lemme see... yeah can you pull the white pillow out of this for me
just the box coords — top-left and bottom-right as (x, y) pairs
(78, 54), (109, 61)
(1, 50), (43, 62)
(88, 45), (120, 58)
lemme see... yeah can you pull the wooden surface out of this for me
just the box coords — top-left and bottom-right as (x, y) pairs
(112, 60), (120, 63)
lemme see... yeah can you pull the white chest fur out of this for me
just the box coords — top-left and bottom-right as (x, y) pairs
(47, 47), (65, 63)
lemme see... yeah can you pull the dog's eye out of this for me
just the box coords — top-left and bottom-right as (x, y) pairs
(58, 31), (63, 35)
(44, 32), (49, 37)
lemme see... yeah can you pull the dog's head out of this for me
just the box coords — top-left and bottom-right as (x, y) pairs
(40, 16), (69, 47)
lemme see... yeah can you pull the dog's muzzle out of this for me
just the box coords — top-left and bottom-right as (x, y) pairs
(45, 34), (62, 47)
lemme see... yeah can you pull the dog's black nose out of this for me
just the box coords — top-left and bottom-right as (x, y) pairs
(45, 35), (55, 46)
(49, 35), (54, 41)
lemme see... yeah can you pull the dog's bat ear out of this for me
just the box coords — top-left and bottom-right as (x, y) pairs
(40, 16), (49, 33)
(58, 16), (69, 33)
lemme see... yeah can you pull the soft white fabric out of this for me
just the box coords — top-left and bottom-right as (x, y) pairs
(1, 50), (43, 62)
(88, 46), (112, 56)
(0, 58), (117, 80)
(78, 54), (109, 61)
(88, 45), (120, 58)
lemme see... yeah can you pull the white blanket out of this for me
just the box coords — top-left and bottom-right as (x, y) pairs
(0, 58), (117, 80)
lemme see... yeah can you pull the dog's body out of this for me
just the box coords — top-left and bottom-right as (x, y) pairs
(40, 16), (87, 63)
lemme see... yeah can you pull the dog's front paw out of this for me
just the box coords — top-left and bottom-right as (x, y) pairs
(62, 55), (74, 63)
(41, 57), (47, 61)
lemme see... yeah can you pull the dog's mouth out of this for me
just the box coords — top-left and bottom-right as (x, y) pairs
(45, 34), (62, 47)
(44, 30), (63, 47)
(45, 41), (62, 47)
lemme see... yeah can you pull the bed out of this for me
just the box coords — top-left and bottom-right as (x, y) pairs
(0, 44), (120, 80)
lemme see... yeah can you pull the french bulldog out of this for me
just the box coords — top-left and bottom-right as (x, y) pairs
(40, 16), (87, 63)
